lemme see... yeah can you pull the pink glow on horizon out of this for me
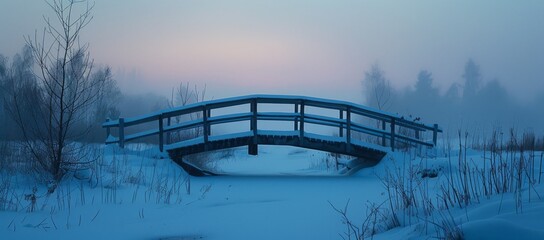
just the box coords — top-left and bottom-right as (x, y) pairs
(106, 30), (369, 100)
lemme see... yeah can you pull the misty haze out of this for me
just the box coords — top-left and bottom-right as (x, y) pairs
(1, 1), (543, 240)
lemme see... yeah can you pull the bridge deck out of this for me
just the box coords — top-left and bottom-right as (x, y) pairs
(167, 131), (388, 176)
(167, 130), (387, 158)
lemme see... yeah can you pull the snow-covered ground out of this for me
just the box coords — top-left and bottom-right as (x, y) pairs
(1, 143), (543, 239)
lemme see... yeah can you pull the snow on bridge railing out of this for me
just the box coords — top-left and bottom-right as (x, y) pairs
(102, 94), (442, 152)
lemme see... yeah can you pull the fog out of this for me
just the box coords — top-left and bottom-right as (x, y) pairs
(362, 60), (544, 138)
(1, 0), (544, 139)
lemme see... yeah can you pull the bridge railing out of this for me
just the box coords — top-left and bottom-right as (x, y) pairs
(103, 95), (442, 152)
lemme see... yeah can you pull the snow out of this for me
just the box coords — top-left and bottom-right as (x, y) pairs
(1, 143), (543, 240)
(125, 128), (160, 142)
(105, 134), (118, 144)
(257, 130), (299, 137)
(206, 145), (350, 176)
(460, 191), (544, 240)
(164, 135), (205, 149)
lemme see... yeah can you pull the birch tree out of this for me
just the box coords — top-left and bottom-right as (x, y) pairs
(8, 0), (107, 182)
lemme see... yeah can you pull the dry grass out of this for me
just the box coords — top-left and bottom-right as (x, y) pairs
(334, 128), (543, 239)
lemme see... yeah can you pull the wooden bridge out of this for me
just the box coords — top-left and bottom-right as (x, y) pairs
(103, 95), (442, 176)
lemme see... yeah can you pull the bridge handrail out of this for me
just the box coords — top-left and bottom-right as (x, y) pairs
(103, 94), (442, 151)
(103, 95), (439, 129)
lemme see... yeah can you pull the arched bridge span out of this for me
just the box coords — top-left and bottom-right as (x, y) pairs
(103, 95), (442, 175)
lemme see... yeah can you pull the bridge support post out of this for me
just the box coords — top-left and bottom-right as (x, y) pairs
(119, 118), (125, 149)
(249, 99), (258, 155)
(390, 118), (395, 151)
(159, 114), (164, 152)
(248, 142), (258, 155)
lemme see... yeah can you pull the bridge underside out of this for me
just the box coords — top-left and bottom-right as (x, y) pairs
(167, 133), (387, 176)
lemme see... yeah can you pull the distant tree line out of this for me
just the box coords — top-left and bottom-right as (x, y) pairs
(362, 59), (544, 139)
(0, 46), (120, 141)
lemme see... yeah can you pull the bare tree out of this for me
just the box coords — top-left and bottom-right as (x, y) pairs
(361, 64), (394, 145)
(7, 0), (107, 182)
(462, 58), (481, 100)
(86, 66), (121, 142)
(363, 64), (392, 111)
(167, 82), (207, 142)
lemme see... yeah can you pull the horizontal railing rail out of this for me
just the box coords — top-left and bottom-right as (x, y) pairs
(103, 94), (442, 153)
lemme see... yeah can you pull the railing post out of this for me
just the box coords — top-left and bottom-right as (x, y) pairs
(414, 129), (421, 152)
(105, 118), (111, 138)
(294, 103), (299, 131)
(249, 99), (258, 155)
(119, 118), (125, 149)
(381, 120), (386, 147)
(158, 114), (164, 152)
(346, 107), (352, 151)
(433, 124), (438, 146)
(339, 110), (344, 137)
(166, 117), (171, 144)
(207, 109), (212, 136)
(299, 101), (305, 144)
(203, 107), (209, 144)
(390, 118), (395, 151)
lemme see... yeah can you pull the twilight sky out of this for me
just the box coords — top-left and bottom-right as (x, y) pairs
(1, 0), (543, 103)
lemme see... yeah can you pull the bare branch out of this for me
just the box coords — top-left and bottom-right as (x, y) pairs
(11, 0), (104, 182)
